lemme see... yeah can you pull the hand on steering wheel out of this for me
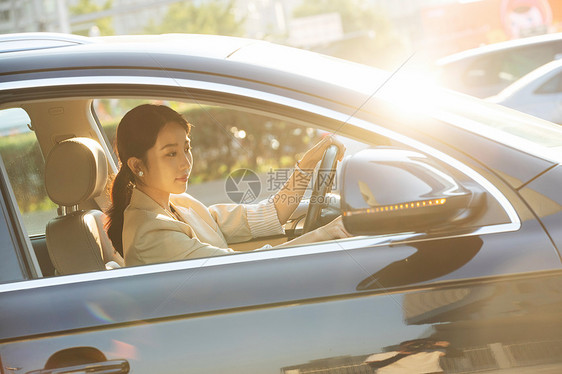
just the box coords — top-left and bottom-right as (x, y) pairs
(302, 143), (341, 233)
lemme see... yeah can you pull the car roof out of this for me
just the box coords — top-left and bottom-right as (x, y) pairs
(2, 33), (561, 163)
(0, 32), (257, 57)
(93, 33), (260, 59)
(436, 32), (562, 66)
(0, 33), (388, 98)
(0, 32), (93, 53)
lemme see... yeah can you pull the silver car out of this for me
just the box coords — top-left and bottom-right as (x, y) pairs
(435, 32), (562, 98)
(487, 59), (562, 124)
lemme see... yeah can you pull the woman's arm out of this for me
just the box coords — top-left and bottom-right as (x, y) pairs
(273, 135), (345, 224)
(272, 165), (313, 224)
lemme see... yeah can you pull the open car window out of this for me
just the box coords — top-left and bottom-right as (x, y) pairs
(0, 93), (521, 279)
(93, 98), (370, 207)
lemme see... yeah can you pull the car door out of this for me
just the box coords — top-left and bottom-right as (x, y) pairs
(1, 87), (562, 374)
(1, 193), (561, 373)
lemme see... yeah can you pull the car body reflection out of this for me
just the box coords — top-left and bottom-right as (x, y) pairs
(357, 236), (483, 290)
(282, 272), (562, 373)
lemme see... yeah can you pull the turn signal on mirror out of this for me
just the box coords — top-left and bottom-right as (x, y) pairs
(343, 198), (447, 217)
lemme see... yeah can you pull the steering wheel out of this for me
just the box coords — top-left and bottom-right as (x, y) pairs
(302, 144), (340, 233)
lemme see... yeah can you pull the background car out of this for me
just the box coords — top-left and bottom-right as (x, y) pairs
(487, 59), (562, 124)
(0, 33), (561, 373)
(435, 32), (562, 98)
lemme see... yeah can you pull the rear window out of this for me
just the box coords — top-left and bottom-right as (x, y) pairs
(462, 43), (560, 88)
(0, 108), (56, 236)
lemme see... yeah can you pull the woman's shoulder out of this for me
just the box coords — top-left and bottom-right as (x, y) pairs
(170, 193), (206, 210)
(124, 203), (169, 229)
(124, 190), (175, 225)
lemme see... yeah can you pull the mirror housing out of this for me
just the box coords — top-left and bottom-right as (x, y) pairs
(341, 148), (484, 235)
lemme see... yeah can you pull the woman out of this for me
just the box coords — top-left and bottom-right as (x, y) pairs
(106, 104), (350, 266)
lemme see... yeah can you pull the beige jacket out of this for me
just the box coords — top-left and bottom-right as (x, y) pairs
(123, 188), (284, 266)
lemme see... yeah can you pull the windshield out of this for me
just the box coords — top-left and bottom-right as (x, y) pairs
(377, 73), (562, 163)
(496, 59), (562, 98)
(437, 91), (562, 162)
(233, 42), (562, 164)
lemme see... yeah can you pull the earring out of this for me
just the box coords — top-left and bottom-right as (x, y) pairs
(138, 171), (144, 177)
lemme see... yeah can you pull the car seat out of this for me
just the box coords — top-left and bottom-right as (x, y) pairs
(44, 137), (123, 275)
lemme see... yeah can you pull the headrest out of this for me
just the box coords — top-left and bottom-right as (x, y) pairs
(45, 137), (108, 207)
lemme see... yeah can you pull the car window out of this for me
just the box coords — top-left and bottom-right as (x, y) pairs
(87, 95), (515, 271)
(463, 54), (503, 87)
(500, 44), (559, 84)
(0, 152), (29, 283)
(0, 108), (56, 236)
(462, 43), (560, 88)
(94, 99), (369, 206)
(535, 72), (562, 94)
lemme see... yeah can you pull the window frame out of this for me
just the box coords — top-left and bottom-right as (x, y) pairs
(535, 72), (562, 95)
(0, 150), (42, 281)
(0, 79), (521, 283)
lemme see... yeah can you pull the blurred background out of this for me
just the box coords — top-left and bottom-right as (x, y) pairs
(1, 0), (561, 71)
(2, 0), (562, 233)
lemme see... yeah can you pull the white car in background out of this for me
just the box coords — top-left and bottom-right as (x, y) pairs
(435, 32), (562, 98)
(487, 59), (562, 124)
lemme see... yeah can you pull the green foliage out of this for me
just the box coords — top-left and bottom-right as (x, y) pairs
(183, 106), (316, 182)
(0, 132), (50, 213)
(70, 0), (115, 36)
(28, 198), (57, 213)
(0, 103), (315, 214)
(145, 0), (244, 36)
(293, 0), (406, 69)
(100, 103), (317, 184)
(294, 0), (385, 34)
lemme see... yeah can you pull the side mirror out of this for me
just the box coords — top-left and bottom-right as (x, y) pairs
(341, 147), (485, 235)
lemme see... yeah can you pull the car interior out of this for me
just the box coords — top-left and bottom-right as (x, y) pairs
(1, 93), (510, 279)
(1, 99), (125, 276)
(0, 96), (376, 278)
(44, 136), (124, 274)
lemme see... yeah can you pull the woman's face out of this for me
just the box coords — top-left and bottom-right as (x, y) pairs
(139, 121), (192, 199)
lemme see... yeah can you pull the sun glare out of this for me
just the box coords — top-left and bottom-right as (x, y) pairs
(375, 72), (443, 116)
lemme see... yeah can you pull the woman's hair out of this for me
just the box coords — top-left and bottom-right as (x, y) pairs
(106, 104), (190, 256)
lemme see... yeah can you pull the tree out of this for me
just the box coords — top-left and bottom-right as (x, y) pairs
(145, 0), (244, 36)
(294, 0), (387, 34)
(69, 0), (114, 36)
(292, 0), (406, 69)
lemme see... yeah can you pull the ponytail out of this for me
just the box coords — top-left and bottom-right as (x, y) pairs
(104, 104), (191, 259)
(106, 166), (134, 257)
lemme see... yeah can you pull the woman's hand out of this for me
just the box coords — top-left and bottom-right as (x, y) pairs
(298, 134), (346, 170)
(275, 215), (352, 249)
(272, 134), (346, 226)
(313, 216), (352, 241)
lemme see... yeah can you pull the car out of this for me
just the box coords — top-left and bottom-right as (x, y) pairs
(0, 32), (561, 373)
(487, 58), (562, 124)
(435, 32), (562, 98)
